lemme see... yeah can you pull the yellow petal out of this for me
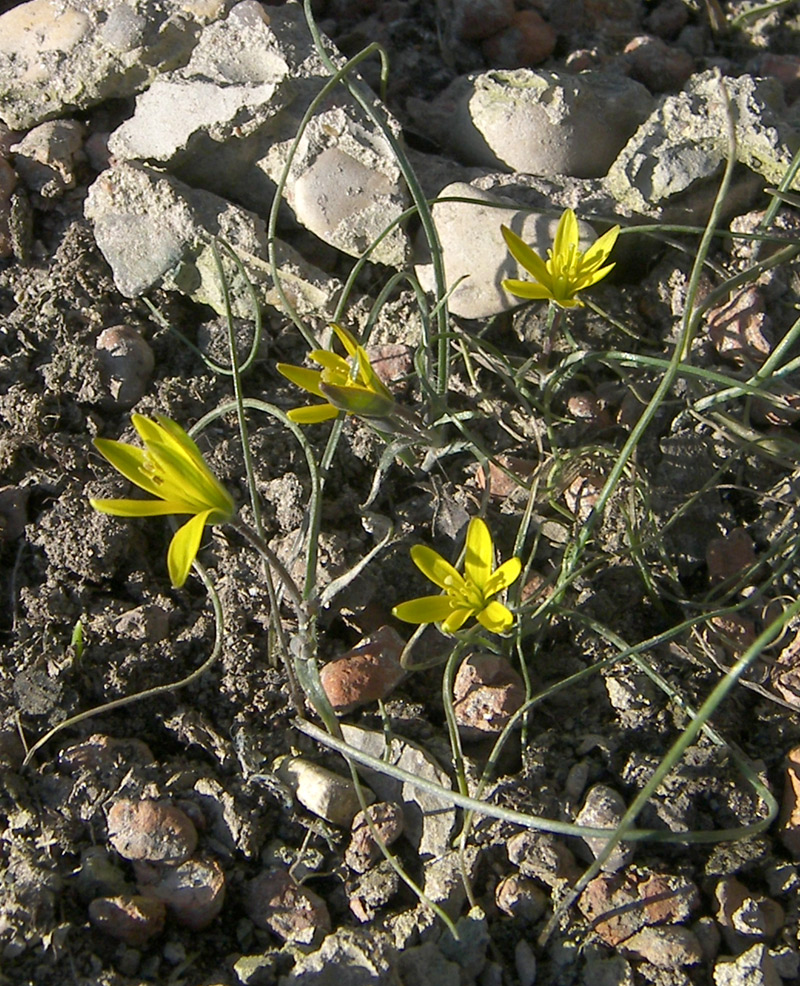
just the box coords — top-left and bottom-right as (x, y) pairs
(331, 323), (359, 358)
(287, 403), (340, 424)
(484, 556), (522, 596)
(477, 600), (514, 633)
(392, 595), (455, 624)
(311, 350), (351, 377)
(442, 607), (474, 633)
(581, 225), (620, 271)
(93, 438), (165, 499)
(319, 381), (396, 418)
(501, 225), (551, 284)
(502, 278), (556, 301)
(464, 517), (492, 589)
(277, 363), (326, 399)
(89, 497), (187, 518)
(355, 346), (393, 401)
(553, 208), (579, 259)
(410, 544), (465, 591)
(575, 261), (616, 291)
(167, 509), (212, 588)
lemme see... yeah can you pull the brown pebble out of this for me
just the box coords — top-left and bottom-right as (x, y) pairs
(88, 894), (166, 946)
(574, 784), (634, 873)
(495, 873), (548, 921)
(481, 10), (556, 68)
(645, 0), (690, 39)
(319, 626), (406, 714)
(622, 35), (694, 91)
(706, 528), (757, 583)
(137, 856), (225, 931)
(245, 868), (331, 945)
(107, 799), (198, 865)
(752, 53), (800, 104)
(453, 652), (525, 738)
(475, 455), (535, 501)
(579, 869), (700, 946)
(566, 393), (613, 428)
(507, 830), (580, 888)
(455, 0), (514, 42)
(345, 802), (405, 873)
(95, 324), (155, 409)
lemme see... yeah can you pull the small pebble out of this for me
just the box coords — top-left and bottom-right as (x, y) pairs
(706, 528), (757, 583)
(245, 868), (330, 945)
(455, 0), (514, 42)
(274, 755), (374, 827)
(706, 287), (772, 364)
(714, 876), (785, 946)
(481, 10), (556, 68)
(495, 873), (548, 921)
(0, 485), (28, 541)
(514, 939), (537, 986)
(107, 799), (198, 865)
(137, 856), (226, 931)
(11, 119), (84, 198)
(453, 652), (525, 738)
(345, 801), (404, 873)
(713, 943), (782, 986)
(88, 894), (166, 946)
(95, 324), (155, 409)
(59, 734), (154, 773)
(507, 830), (579, 887)
(619, 924), (703, 969)
(574, 784), (634, 873)
(645, 0), (690, 39)
(622, 35), (694, 92)
(347, 859), (400, 922)
(76, 846), (131, 902)
(319, 626), (406, 714)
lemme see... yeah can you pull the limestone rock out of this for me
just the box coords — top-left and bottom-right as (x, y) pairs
(84, 161), (339, 318)
(605, 71), (800, 218)
(409, 69), (653, 178)
(0, 0), (236, 130)
(414, 181), (600, 319)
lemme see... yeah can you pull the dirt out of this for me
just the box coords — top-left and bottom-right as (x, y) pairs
(3, 2), (800, 985)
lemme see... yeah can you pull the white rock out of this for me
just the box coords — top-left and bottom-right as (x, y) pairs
(11, 119), (84, 198)
(414, 181), (598, 319)
(606, 71), (800, 216)
(409, 69), (653, 178)
(109, 1), (410, 266)
(274, 755), (374, 827)
(0, 0), (237, 130)
(713, 944), (782, 986)
(84, 161), (339, 318)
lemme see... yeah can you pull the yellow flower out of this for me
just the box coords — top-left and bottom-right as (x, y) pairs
(89, 414), (235, 588)
(276, 323), (396, 424)
(501, 208), (620, 309)
(392, 518), (521, 634)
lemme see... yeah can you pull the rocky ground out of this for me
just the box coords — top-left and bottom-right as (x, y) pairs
(2, 1), (800, 985)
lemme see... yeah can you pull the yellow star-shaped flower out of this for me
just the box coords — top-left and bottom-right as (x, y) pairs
(392, 518), (521, 634)
(89, 414), (234, 588)
(277, 323), (396, 424)
(502, 208), (620, 309)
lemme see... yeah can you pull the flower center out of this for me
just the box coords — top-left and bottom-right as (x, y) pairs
(448, 577), (487, 612)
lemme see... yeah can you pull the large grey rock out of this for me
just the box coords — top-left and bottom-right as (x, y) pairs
(0, 0), (236, 130)
(414, 181), (599, 319)
(606, 71), (800, 215)
(408, 69), (653, 178)
(109, 1), (410, 267)
(84, 161), (339, 318)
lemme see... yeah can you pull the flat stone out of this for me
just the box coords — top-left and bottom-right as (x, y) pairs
(619, 924), (703, 969)
(84, 161), (339, 318)
(0, 0), (236, 130)
(277, 927), (396, 986)
(409, 69), (653, 178)
(340, 724), (456, 860)
(88, 894), (166, 947)
(414, 181), (600, 318)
